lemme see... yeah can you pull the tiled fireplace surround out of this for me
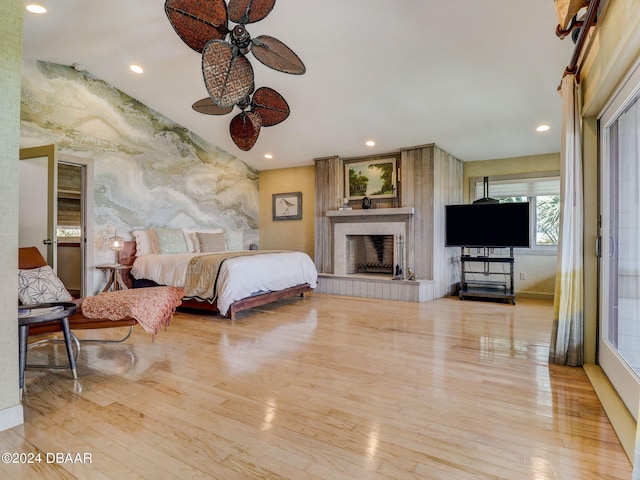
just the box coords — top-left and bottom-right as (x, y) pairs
(315, 208), (434, 302)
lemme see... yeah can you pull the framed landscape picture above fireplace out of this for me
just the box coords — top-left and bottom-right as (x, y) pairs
(345, 158), (397, 200)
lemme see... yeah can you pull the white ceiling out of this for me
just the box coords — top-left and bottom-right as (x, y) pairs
(21, 1), (575, 171)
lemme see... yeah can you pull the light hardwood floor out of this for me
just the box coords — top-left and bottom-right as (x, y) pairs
(0, 294), (632, 479)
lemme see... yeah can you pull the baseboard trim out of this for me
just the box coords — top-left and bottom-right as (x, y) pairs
(583, 363), (636, 463)
(515, 291), (554, 300)
(0, 404), (24, 433)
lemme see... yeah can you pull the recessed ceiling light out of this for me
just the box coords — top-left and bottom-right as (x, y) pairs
(536, 124), (550, 132)
(129, 64), (144, 74)
(26, 4), (47, 14)
(264, 154), (273, 159)
(365, 140), (376, 147)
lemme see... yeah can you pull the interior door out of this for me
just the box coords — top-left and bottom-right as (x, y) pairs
(19, 144), (57, 269)
(598, 63), (640, 421)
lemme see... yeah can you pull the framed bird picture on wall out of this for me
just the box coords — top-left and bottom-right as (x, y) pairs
(272, 192), (302, 221)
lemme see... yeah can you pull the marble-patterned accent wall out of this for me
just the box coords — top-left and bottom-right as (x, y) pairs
(20, 60), (259, 269)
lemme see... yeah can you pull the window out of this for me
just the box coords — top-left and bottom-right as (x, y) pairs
(471, 175), (560, 248)
(56, 226), (81, 238)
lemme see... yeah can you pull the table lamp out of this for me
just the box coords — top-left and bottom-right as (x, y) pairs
(108, 228), (125, 265)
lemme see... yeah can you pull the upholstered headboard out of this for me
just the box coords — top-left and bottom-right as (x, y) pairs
(118, 241), (137, 266)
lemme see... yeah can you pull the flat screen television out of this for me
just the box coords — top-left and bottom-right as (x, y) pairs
(445, 202), (531, 248)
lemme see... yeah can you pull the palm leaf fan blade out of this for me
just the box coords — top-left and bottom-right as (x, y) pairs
(252, 35), (306, 75)
(165, 0), (229, 53)
(252, 87), (289, 126)
(202, 40), (255, 108)
(228, 0), (276, 24)
(192, 97), (234, 115)
(230, 111), (262, 150)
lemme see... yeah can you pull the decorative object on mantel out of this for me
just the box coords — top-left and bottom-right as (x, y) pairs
(339, 197), (352, 211)
(272, 192), (302, 221)
(165, 0), (305, 151)
(361, 196), (371, 209)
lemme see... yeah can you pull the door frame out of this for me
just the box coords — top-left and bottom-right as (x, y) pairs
(58, 154), (95, 297)
(19, 144), (57, 267)
(597, 57), (640, 421)
(19, 146), (95, 296)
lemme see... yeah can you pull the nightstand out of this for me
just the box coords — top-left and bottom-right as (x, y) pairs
(96, 264), (133, 292)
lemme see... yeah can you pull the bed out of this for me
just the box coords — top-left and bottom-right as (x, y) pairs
(130, 248), (318, 320)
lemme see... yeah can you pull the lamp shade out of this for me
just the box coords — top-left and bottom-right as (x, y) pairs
(555, 0), (589, 30)
(108, 234), (125, 251)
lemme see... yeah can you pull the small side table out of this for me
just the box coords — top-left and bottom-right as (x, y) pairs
(96, 264), (133, 292)
(18, 302), (79, 396)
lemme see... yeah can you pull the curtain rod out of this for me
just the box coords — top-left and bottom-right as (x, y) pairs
(563, 0), (601, 80)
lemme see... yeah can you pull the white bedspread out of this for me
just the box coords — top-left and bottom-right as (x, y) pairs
(131, 251), (318, 315)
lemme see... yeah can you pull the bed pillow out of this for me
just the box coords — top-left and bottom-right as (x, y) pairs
(132, 229), (159, 256)
(197, 232), (227, 252)
(155, 228), (188, 254)
(18, 265), (73, 304)
(182, 228), (223, 253)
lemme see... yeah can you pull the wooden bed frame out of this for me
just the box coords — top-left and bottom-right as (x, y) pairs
(121, 242), (312, 320)
(179, 284), (312, 320)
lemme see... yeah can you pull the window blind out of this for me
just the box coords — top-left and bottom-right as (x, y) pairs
(473, 177), (560, 200)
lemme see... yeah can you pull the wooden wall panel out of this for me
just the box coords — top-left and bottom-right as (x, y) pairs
(431, 147), (464, 297)
(314, 156), (341, 273)
(401, 145), (434, 281)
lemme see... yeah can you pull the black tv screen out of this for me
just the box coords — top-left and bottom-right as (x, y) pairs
(445, 202), (531, 248)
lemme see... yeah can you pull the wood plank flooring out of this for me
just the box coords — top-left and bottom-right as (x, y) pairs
(0, 294), (632, 479)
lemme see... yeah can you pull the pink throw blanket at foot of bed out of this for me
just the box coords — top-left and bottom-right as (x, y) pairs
(81, 286), (184, 335)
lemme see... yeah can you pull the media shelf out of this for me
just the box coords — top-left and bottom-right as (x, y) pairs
(458, 247), (515, 304)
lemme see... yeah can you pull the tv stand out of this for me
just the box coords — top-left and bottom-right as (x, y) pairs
(459, 247), (515, 304)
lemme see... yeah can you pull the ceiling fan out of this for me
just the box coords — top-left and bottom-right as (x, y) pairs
(164, 0), (306, 151)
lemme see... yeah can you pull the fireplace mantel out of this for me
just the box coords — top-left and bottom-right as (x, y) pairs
(327, 207), (414, 218)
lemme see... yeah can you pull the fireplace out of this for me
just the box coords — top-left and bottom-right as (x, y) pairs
(321, 207), (434, 302)
(330, 208), (413, 277)
(347, 234), (394, 274)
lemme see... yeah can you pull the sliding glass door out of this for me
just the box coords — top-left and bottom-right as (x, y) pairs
(599, 63), (640, 420)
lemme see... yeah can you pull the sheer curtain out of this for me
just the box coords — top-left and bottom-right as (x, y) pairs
(549, 74), (584, 366)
